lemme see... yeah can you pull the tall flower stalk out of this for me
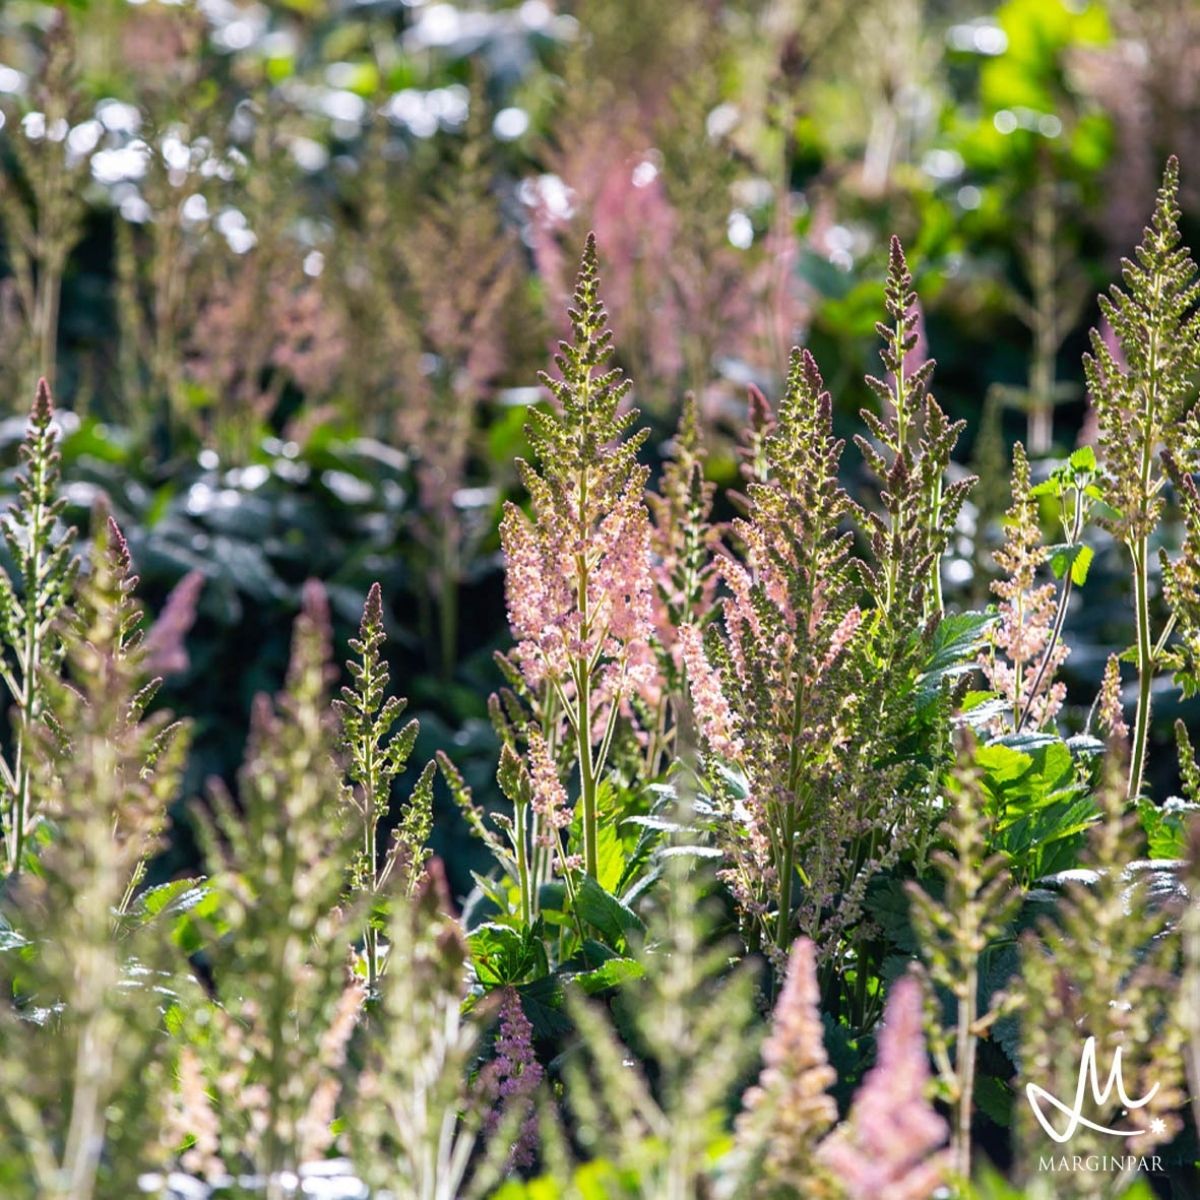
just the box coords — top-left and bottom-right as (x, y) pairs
(499, 235), (655, 878)
(1085, 157), (1200, 799)
(685, 348), (866, 961)
(908, 745), (1019, 1183)
(335, 582), (435, 992)
(857, 238), (971, 624)
(0, 516), (187, 1200)
(0, 379), (77, 875)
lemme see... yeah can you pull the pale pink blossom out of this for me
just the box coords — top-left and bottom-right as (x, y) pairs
(819, 977), (949, 1200)
(679, 623), (743, 760)
(527, 729), (572, 853)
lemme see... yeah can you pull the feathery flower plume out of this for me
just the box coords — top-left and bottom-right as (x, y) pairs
(1162, 449), (1200, 702)
(479, 987), (544, 1169)
(499, 234), (654, 877)
(0, 378), (77, 874)
(855, 238), (973, 621)
(1085, 158), (1200, 797)
(678, 623), (742, 760)
(527, 728), (573, 850)
(175, 1048), (224, 1182)
(143, 570), (204, 678)
(1097, 654), (1129, 743)
(687, 348), (886, 963)
(735, 938), (837, 1195)
(335, 581), (434, 988)
(980, 443), (1067, 733)
(819, 977), (949, 1200)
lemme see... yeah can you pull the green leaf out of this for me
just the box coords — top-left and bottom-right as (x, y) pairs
(132, 878), (208, 921)
(576, 876), (644, 948)
(1138, 797), (1200, 860)
(517, 975), (571, 1038)
(469, 922), (547, 986)
(575, 956), (645, 995)
(1047, 542), (1093, 585)
(974, 1074), (1014, 1129)
(1069, 445), (1097, 474)
(863, 876), (919, 954)
(917, 610), (994, 707)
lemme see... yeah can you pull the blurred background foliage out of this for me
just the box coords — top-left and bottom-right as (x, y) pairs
(0, 0), (1196, 889)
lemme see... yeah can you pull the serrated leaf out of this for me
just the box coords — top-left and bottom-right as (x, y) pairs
(575, 956), (644, 995)
(576, 876), (644, 947)
(1047, 542), (1093, 585)
(1069, 445), (1097, 473)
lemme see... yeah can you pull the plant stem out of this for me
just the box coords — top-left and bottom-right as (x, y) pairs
(1128, 266), (1165, 800)
(1129, 537), (1154, 800)
(955, 962), (978, 1182)
(9, 443), (49, 876)
(576, 662), (599, 878)
(514, 796), (531, 925)
(775, 803), (795, 953)
(364, 800), (379, 991)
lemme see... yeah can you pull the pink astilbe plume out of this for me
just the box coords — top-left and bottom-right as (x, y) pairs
(528, 130), (683, 396)
(980, 443), (1067, 733)
(686, 348), (887, 958)
(679, 623), (742, 760)
(1097, 654), (1129, 744)
(819, 977), (950, 1200)
(499, 235), (655, 877)
(479, 987), (544, 1169)
(735, 939), (837, 1194)
(143, 570), (204, 678)
(527, 728), (573, 857)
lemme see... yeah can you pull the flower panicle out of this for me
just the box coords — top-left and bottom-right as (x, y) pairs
(818, 977), (949, 1200)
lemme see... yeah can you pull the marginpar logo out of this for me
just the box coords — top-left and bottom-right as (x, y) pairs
(1025, 1036), (1165, 1144)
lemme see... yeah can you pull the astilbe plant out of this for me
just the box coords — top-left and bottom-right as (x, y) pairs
(907, 743), (1020, 1184)
(1085, 157), (1200, 799)
(856, 238), (973, 622)
(348, 861), (520, 1200)
(731, 938), (838, 1198)
(0, 379), (76, 875)
(816, 977), (951, 1200)
(1016, 749), (1185, 1192)
(979, 443), (1069, 734)
(0, 515), (187, 1200)
(499, 235), (655, 879)
(335, 581), (435, 992)
(684, 347), (863, 962)
(1161, 447), (1200, 703)
(554, 858), (760, 1200)
(686, 341), (942, 991)
(185, 581), (367, 1195)
(644, 393), (721, 774)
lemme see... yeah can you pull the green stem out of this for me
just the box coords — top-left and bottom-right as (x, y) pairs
(774, 818), (795, 954)
(514, 796), (531, 925)
(1129, 537), (1154, 800)
(9, 446), (48, 876)
(955, 964), (978, 1183)
(576, 663), (599, 878)
(1128, 263), (1165, 800)
(364, 803), (379, 991)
